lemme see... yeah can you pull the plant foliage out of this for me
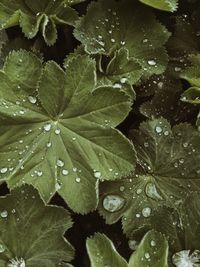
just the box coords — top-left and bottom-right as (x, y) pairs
(0, 0), (199, 266)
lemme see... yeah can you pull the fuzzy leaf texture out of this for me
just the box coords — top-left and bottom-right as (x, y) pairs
(138, 0), (178, 12)
(74, 0), (170, 85)
(86, 231), (169, 267)
(0, 0), (81, 45)
(0, 50), (136, 214)
(0, 185), (74, 267)
(98, 118), (200, 242)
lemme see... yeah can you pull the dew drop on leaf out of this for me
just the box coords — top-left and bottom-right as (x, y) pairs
(94, 171), (101, 178)
(0, 244), (5, 253)
(0, 167), (8, 174)
(57, 160), (64, 167)
(75, 177), (81, 183)
(43, 124), (51, 132)
(147, 60), (157, 66)
(28, 96), (37, 104)
(145, 182), (163, 200)
(155, 126), (162, 133)
(0, 210), (8, 218)
(142, 207), (151, 218)
(103, 195), (125, 212)
(128, 240), (138, 250)
(62, 169), (69, 176)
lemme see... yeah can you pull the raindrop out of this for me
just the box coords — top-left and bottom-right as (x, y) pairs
(155, 126), (162, 133)
(103, 195), (125, 212)
(0, 168), (8, 174)
(55, 129), (61, 135)
(145, 183), (163, 200)
(128, 240), (138, 250)
(142, 207), (151, 218)
(75, 177), (81, 183)
(148, 60), (157, 66)
(120, 77), (127, 84)
(28, 96), (37, 104)
(150, 240), (156, 247)
(94, 171), (101, 178)
(57, 160), (64, 167)
(62, 169), (69, 176)
(44, 124), (51, 132)
(1, 210), (8, 218)
(0, 244), (5, 253)
(145, 252), (150, 259)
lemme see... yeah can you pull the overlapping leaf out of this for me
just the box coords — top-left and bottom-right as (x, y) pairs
(140, 75), (199, 124)
(0, 185), (74, 267)
(0, 50), (136, 214)
(87, 231), (169, 267)
(138, 0), (178, 12)
(98, 118), (200, 240)
(74, 0), (170, 86)
(0, 0), (81, 45)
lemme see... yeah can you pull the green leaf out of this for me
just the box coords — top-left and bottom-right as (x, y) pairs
(98, 118), (200, 240)
(181, 54), (200, 88)
(74, 0), (170, 80)
(86, 233), (127, 267)
(0, 185), (74, 267)
(0, 0), (78, 45)
(181, 87), (200, 105)
(140, 75), (198, 124)
(138, 0), (178, 12)
(0, 50), (136, 214)
(128, 230), (169, 267)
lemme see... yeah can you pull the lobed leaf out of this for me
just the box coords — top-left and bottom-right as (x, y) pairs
(98, 118), (200, 243)
(74, 0), (170, 85)
(0, 0), (79, 45)
(0, 50), (136, 214)
(0, 185), (74, 267)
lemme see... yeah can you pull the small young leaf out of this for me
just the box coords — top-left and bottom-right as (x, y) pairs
(138, 0), (178, 12)
(0, 0), (78, 45)
(0, 50), (136, 214)
(0, 185), (74, 266)
(86, 233), (127, 267)
(128, 230), (169, 267)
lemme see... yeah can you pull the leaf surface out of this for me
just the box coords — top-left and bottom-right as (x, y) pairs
(0, 185), (74, 267)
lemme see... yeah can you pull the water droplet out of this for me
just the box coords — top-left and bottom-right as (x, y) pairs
(75, 177), (81, 183)
(44, 124), (51, 132)
(37, 171), (43, 177)
(164, 130), (169, 136)
(120, 77), (127, 84)
(144, 142), (149, 147)
(103, 195), (125, 212)
(142, 207), (151, 218)
(119, 186), (125, 192)
(47, 142), (52, 148)
(28, 96), (37, 104)
(0, 168), (8, 174)
(142, 38), (148, 43)
(148, 60), (156, 66)
(55, 129), (61, 135)
(155, 126), (162, 133)
(94, 171), (101, 178)
(72, 137), (76, 141)
(128, 240), (138, 250)
(0, 244), (5, 253)
(55, 182), (61, 190)
(150, 240), (156, 247)
(183, 142), (188, 148)
(62, 169), (69, 176)
(1, 210), (8, 218)
(145, 183), (163, 200)
(57, 160), (64, 167)
(145, 252), (150, 259)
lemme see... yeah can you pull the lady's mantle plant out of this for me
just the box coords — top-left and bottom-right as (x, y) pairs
(0, 0), (199, 266)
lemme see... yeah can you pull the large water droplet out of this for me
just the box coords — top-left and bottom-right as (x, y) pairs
(57, 160), (64, 167)
(44, 124), (51, 132)
(94, 171), (101, 178)
(155, 126), (162, 133)
(145, 182), (163, 200)
(142, 207), (151, 218)
(0, 168), (8, 174)
(103, 195), (125, 212)
(148, 60), (156, 66)
(0, 244), (5, 253)
(28, 96), (37, 104)
(1, 210), (8, 218)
